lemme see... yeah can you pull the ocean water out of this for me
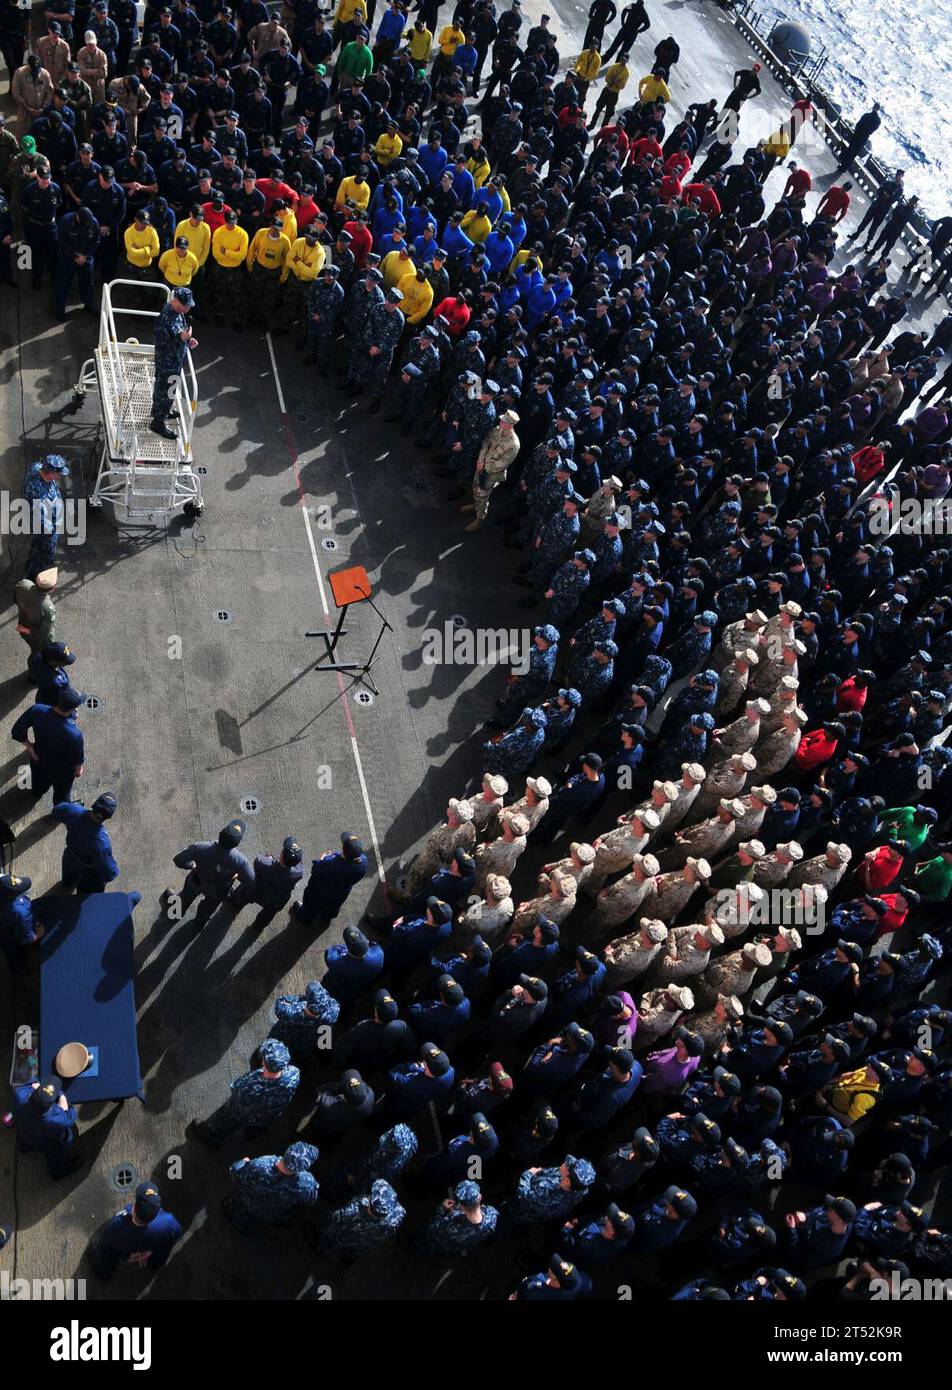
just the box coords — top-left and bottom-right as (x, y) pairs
(760, 0), (952, 218)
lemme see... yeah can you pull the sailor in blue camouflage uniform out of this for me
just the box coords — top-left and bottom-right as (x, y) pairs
(516, 494), (582, 600)
(326, 1123), (418, 1205)
(545, 550), (594, 630)
(231, 835), (305, 919)
(385, 363), (427, 437)
(149, 286), (195, 438)
(52, 791), (119, 893)
(569, 599), (625, 661)
(0, 874), (41, 973)
(520, 457), (579, 542)
(666, 610), (718, 681)
(560, 1202), (635, 1265)
(303, 263), (344, 375)
(192, 1038), (300, 1146)
(224, 1140), (320, 1233)
(511, 1253), (593, 1300)
(341, 266), (384, 375)
(268, 979), (340, 1062)
(482, 706), (548, 776)
(164, 818), (254, 920)
(444, 379), (499, 492)
(500, 1153), (596, 1232)
(488, 624), (559, 728)
(410, 1180), (499, 1259)
(307, 1178), (406, 1261)
(23, 455), (68, 581)
(541, 687), (583, 753)
(347, 287), (406, 410)
(89, 1181), (182, 1280)
(589, 514), (625, 593)
(655, 712), (715, 781)
(569, 640), (617, 707)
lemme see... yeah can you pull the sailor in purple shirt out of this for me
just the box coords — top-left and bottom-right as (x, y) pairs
(640, 1027), (704, 1096)
(915, 403), (949, 442)
(591, 991), (638, 1050)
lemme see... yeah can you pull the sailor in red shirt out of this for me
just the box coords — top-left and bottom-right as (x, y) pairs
(876, 886), (920, 938)
(343, 212), (373, 267)
(595, 123), (630, 159)
(255, 171), (299, 215)
(295, 188), (323, 232)
(664, 148), (693, 181)
(629, 132), (663, 166)
(201, 194), (232, 234)
(836, 671), (872, 714)
(433, 294), (471, 336)
(793, 720), (844, 774)
(658, 169), (683, 204)
(855, 840), (905, 893)
(781, 161), (812, 200)
(815, 181), (853, 224)
(851, 442), (890, 486)
(683, 179), (721, 218)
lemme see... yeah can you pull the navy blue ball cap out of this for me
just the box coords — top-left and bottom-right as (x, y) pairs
(56, 687), (85, 710)
(92, 793), (117, 818)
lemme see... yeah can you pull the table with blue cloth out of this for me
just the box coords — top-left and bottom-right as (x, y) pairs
(38, 892), (144, 1103)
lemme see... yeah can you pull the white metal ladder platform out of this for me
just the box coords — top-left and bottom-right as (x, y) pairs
(74, 280), (203, 522)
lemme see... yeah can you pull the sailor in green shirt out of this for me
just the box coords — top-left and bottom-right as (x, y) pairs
(880, 804), (938, 854)
(337, 32), (374, 88)
(913, 847), (952, 902)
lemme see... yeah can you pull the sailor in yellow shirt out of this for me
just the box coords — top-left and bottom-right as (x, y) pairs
(461, 205), (491, 244)
(278, 226), (326, 338)
(209, 209), (249, 329)
(374, 123), (403, 168)
(246, 219), (292, 326)
(432, 22), (464, 80)
(397, 266), (433, 325)
(173, 208), (211, 312)
(593, 55), (631, 126)
(381, 245), (416, 289)
(333, 0), (368, 44)
(574, 46), (602, 107)
(271, 200), (298, 245)
(639, 68), (671, 104)
(406, 19), (433, 63)
(123, 209), (160, 285)
(335, 171), (371, 215)
(159, 236), (200, 290)
(820, 1064), (881, 1126)
(466, 146), (491, 188)
(174, 210), (211, 268)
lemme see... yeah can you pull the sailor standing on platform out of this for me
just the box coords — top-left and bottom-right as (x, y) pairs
(150, 285), (196, 439)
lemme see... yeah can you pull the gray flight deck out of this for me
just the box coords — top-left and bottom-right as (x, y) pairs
(0, 0), (949, 1302)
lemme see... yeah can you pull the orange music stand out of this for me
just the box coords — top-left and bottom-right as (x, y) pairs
(307, 564), (392, 694)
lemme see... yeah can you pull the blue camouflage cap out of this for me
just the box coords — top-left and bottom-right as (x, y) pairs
(577, 549), (596, 566)
(559, 687), (583, 707)
(43, 453), (70, 475)
(556, 457), (577, 473)
(534, 624), (560, 643)
(259, 1038), (291, 1070)
(697, 610), (718, 627)
(523, 706), (547, 728)
(305, 980), (334, 1013)
(172, 286), (193, 307)
(404, 362), (423, 378)
(603, 598), (626, 617)
(455, 1180), (481, 1206)
(283, 1141), (319, 1173)
(691, 712), (715, 730)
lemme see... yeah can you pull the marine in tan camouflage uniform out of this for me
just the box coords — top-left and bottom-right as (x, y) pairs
(602, 918), (668, 988)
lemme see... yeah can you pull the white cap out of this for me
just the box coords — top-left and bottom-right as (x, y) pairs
(641, 918), (668, 942)
(484, 773), (508, 796)
(527, 776), (552, 797)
